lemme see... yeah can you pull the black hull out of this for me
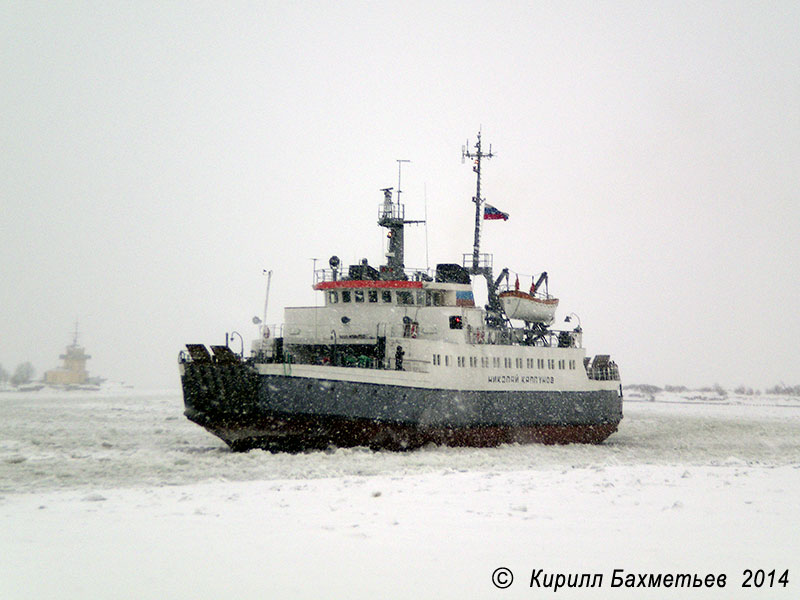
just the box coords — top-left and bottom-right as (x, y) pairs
(180, 362), (622, 451)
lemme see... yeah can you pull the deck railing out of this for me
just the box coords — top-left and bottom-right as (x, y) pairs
(586, 357), (621, 381)
(464, 327), (581, 348)
(461, 253), (493, 271)
(496, 283), (556, 301)
(314, 267), (433, 286)
(587, 364), (621, 381)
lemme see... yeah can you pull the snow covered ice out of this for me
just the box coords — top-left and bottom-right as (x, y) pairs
(1, 388), (799, 598)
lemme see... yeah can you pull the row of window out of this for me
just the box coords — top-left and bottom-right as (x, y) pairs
(328, 289), (444, 306)
(432, 355), (578, 370)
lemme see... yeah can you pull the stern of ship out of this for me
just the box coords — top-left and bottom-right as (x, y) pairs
(179, 344), (263, 450)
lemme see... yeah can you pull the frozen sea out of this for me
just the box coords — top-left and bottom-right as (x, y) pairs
(1, 388), (798, 599)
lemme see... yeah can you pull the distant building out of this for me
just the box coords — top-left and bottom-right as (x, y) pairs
(44, 323), (91, 385)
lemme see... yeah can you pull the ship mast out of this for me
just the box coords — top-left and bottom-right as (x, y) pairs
(462, 130), (493, 273)
(462, 131), (507, 328)
(378, 160), (424, 280)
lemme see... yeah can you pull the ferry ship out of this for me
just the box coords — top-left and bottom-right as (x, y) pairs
(179, 133), (622, 451)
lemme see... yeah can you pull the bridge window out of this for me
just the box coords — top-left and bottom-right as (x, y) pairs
(368, 290), (378, 303)
(493, 356), (501, 368)
(537, 358), (544, 369)
(516, 358), (523, 369)
(355, 290), (364, 303)
(382, 290), (392, 303)
(558, 359), (565, 370)
(547, 359), (555, 369)
(425, 291), (445, 306)
(328, 291), (338, 304)
(342, 290), (351, 303)
(397, 291), (414, 305)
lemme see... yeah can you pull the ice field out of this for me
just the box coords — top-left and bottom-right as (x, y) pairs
(1, 388), (798, 599)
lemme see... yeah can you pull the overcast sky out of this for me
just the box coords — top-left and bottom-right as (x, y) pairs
(2, 1), (798, 390)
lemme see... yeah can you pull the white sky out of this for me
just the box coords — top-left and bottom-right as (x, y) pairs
(2, 1), (798, 389)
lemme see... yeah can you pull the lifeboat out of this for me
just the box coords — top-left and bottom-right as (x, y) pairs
(498, 290), (559, 324)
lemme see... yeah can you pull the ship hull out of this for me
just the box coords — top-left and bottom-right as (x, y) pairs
(180, 362), (622, 451)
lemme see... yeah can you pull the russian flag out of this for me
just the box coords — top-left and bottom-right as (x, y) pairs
(483, 204), (509, 221)
(456, 290), (475, 307)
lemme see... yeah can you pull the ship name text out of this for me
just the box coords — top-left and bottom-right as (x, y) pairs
(487, 374), (554, 384)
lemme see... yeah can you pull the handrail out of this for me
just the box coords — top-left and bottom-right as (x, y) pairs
(314, 267), (433, 285)
(378, 202), (405, 221)
(587, 364), (621, 381)
(496, 283), (556, 301)
(464, 326), (581, 348)
(256, 323), (283, 340)
(461, 253), (493, 270)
